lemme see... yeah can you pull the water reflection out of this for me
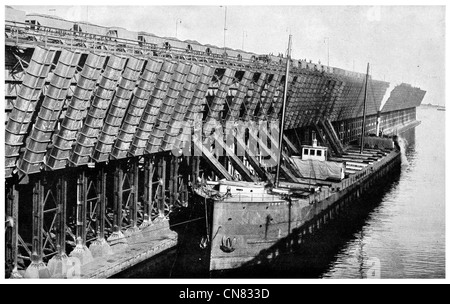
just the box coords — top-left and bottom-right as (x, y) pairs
(322, 107), (445, 279)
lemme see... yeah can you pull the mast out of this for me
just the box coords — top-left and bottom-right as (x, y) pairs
(275, 34), (292, 188)
(360, 62), (370, 154)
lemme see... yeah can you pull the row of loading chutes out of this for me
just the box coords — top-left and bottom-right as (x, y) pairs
(146, 62), (192, 153)
(5, 47), (57, 177)
(158, 65), (205, 152)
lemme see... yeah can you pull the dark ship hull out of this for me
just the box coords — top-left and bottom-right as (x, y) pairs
(209, 145), (401, 271)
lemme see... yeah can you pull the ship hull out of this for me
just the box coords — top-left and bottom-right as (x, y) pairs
(209, 149), (401, 272)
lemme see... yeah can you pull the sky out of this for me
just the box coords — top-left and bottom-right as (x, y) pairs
(8, 3), (446, 106)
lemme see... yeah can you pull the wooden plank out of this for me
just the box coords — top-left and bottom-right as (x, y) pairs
(346, 162), (368, 168)
(329, 157), (364, 163)
(346, 165), (363, 171)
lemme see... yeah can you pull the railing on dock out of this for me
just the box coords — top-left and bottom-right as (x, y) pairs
(5, 21), (283, 69)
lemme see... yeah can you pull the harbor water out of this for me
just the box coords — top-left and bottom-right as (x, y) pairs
(116, 106), (445, 279)
(321, 105), (445, 279)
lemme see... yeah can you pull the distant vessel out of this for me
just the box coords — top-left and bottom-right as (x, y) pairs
(437, 107), (445, 111)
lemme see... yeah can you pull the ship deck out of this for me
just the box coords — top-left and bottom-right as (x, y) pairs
(221, 145), (395, 205)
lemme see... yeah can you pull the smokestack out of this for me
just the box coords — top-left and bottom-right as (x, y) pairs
(377, 82), (399, 137)
(379, 83), (396, 111)
(376, 110), (381, 136)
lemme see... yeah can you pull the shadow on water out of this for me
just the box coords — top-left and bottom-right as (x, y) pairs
(167, 201), (212, 278)
(113, 200), (211, 278)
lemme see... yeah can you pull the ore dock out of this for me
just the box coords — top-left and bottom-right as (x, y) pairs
(4, 6), (426, 278)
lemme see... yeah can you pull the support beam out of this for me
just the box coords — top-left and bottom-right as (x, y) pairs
(169, 156), (175, 206)
(56, 176), (67, 257)
(234, 135), (270, 181)
(313, 119), (344, 156)
(69, 170), (94, 265)
(141, 156), (154, 227)
(283, 155), (305, 178)
(77, 171), (87, 246)
(47, 175), (69, 278)
(128, 159), (139, 232)
(158, 156), (167, 218)
(283, 134), (300, 155)
(312, 123), (335, 155)
(180, 158), (189, 206)
(280, 164), (299, 182)
(89, 166), (112, 258)
(107, 162), (128, 251)
(33, 180), (44, 259)
(258, 127), (299, 182)
(191, 155), (201, 187)
(115, 164), (124, 230)
(97, 167), (107, 241)
(172, 155), (179, 206)
(25, 179), (50, 278)
(213, 134), (258, 182)
(247, 131), (278, 169)
(124, 158), (143, 243)
(326, 119), (345, 151)
(6, 184), (21, 278)
(319, 119), (344, 155)
(193, 137), (233, 180)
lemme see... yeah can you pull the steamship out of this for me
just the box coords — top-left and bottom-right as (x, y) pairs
(202, 38), (408, 271)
